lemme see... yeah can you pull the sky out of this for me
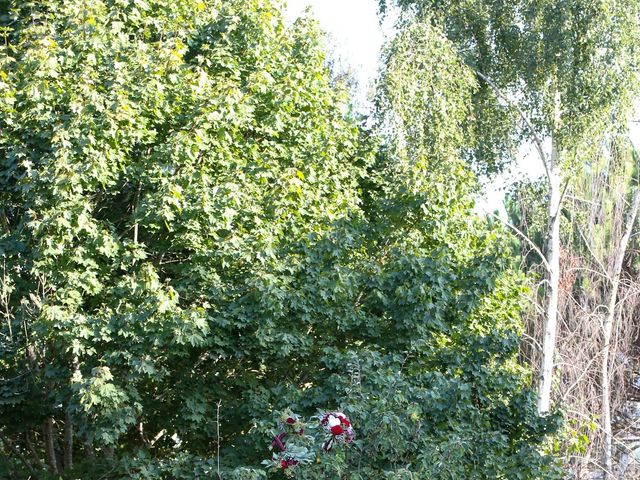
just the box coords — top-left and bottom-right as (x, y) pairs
(285, 0), (387, 109)
(284, 1), (639, 215)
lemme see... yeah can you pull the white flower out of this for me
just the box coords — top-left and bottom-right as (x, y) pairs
(327, 416), (341, 428)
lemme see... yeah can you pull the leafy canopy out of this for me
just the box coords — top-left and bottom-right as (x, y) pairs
(381, 0), (640, 168)
(1, 0), (559, 478)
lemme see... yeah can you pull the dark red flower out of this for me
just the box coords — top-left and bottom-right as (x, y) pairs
(286, 417), (296, 425)
(298, 428), (304, 435)
(321, 416), (329, 425)
(330, 425), (344, 436)
(281, 460), (288, 470)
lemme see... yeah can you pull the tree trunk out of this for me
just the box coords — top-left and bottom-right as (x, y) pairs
(63, 357), (79, 471)
(43, 417), (60, 474)
(538, 84), (563, 415)
(538, 150), (562, 414)
(81, 439), (94, 461)
(602, 180), (640, 478)
(63, 412), (73, 471)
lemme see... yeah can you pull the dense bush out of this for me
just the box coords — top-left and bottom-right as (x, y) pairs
(0, 0), (560, 478)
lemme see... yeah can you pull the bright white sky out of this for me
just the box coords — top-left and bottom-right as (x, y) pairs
(284, 1), (639, 216)
(285, 0), (387, 109)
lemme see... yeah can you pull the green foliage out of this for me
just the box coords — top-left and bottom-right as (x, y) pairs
(1, 0), (559, 478)
(382, 0), (640, 170)
(504, 179), (549, 267)
(376, 19), (475, 168)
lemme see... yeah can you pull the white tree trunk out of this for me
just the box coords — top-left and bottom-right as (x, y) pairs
(602, 180), (640, 479)
(538, 152), (562, 415)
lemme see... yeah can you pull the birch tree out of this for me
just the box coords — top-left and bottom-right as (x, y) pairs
(601, 148), (640, 478)
(381, 0), (640, 414)
(508, 137), (640, 477)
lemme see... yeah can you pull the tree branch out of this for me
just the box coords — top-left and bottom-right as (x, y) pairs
(488, 212), (551, 272)
(472, 69), (551, 180)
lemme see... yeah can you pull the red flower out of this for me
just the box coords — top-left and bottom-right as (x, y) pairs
(330, 425), (344, 436)
(281, 458), (298, 470)
(321, 415), (329, 425)
(339, 416), (350, 427)
(286, 417), (296, 425)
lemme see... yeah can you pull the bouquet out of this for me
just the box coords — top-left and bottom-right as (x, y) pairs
(262, 409), (356, 476)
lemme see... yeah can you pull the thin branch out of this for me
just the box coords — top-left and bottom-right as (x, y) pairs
(472, 69), (550, 180)
(149, 429), (166, 447)
(565, 194), (601, 207)
(557, 178), (571, 218)
(0, 433), (37, 475)
(25, 431), (45, 472)
(216, 400), (222, 480)
(576, 225), (610, 281)
(488, 212), (551, 272)
(521, 332), (542, 352)
(565, 267), (610, 282)
(562, 352), (603, 401)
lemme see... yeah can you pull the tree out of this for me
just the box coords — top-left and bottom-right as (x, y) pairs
(356, 19), (562, 477)
(381, 0), (640, 415)
(1, 0), (559, 478)
(507, 139), (640, 478)
(0, 0), (371, 475)
(600, 149), (640, 477)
